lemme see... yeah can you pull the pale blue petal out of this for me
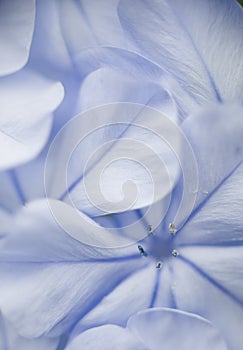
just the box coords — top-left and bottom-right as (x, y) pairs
(71, 264), (157, 336)
(127, 308), (227, 350)
(179, 246), (243, 303)
(0, 311), (59, 350)
(0, 210), (10, 237)
(30, 0), (72, 73)
(0, 0), (35, 76)
(166, 104), (243, 229)
(172, 258), (243, 350)
(0, 170), (25, 212)
(68, 308), (227, 350)
(66, 325), (148, 350)
(118, 0), (243, 103)
(73, 44), (197, 121)
(0, 69), (64, 170)
(46, 103), (180, 217)
(58, 0), (132, 76)
(176, 163), (243, 246)
(0, 199), (143, 337)
(76, 66), (178, 122)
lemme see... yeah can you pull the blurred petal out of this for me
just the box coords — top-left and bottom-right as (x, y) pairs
(0, 209), (10, 237)
(46, 103), (180, 217)
(0, 69), (64, 170)
(0, 311), (59, 350)
(128, 308), (227, 350)
(30, 0), (72, 73)
(0, 199), (143, 337)
(118, 0), (243, 103)
(77, 66), (178, 121)
(74, 44), (196, 121)
(66, 325), (148, 350)
(58, 0), (132, 75)
(0, 0), (35, 75)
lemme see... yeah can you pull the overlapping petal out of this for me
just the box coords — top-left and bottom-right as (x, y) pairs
(0, 311), (59, 350)
(67, 308), (227, 350)
(58, 0), (132, 75)
(0, 70), (64, 170)
(128, 308), (227, 350)
(45, 103), (180, 217)
(0, 0), (35, 76)
(0, 199), (144, 337)
(118, 0), (243, 104)
(67, 324), (147, 350)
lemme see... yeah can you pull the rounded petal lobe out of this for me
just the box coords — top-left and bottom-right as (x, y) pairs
(128, 308), (227, 350)
(0, 311), (59, 350)
(0, 70), (64, 170)
(0, 0), (35, 75)
(46, 103), (181, 217)
(67, 325), (148, 350)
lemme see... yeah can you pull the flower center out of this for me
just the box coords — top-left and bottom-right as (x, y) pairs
(137, 224), (179, 267)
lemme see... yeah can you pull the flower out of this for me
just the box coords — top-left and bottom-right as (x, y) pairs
(0, 103), (242, 350)
(0, 1), (243, 349)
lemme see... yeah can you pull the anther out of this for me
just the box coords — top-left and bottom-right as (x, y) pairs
(148, 225), (153, 235)
(156, 261), (163, 269)
(171, 249), (179, 257)
(138, 245), (147, 257)
(169, 223), (177, 235)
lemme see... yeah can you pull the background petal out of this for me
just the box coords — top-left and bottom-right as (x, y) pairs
(0, 0), (35, 76)
(0, 311), (59, 350)
(128, 308), (227, 350)
(118, 0), (243, 104)
(0, 69), (64, 170)
(30, 0), (72, 73)
(46, 103), (180, 217)
(66, 325), (148, 350)
(58, 0), (132, 76)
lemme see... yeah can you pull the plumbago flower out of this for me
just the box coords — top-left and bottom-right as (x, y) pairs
(0, 1), (243, 350)
(0, 103), (242, 350)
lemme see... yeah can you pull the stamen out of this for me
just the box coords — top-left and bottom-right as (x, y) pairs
(148, 225), (153, 236)
(171, 249), (179, 257)
(169, 223), (177, 235)
(138, 245), (147, 257)
(156, 261), (163, 269)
